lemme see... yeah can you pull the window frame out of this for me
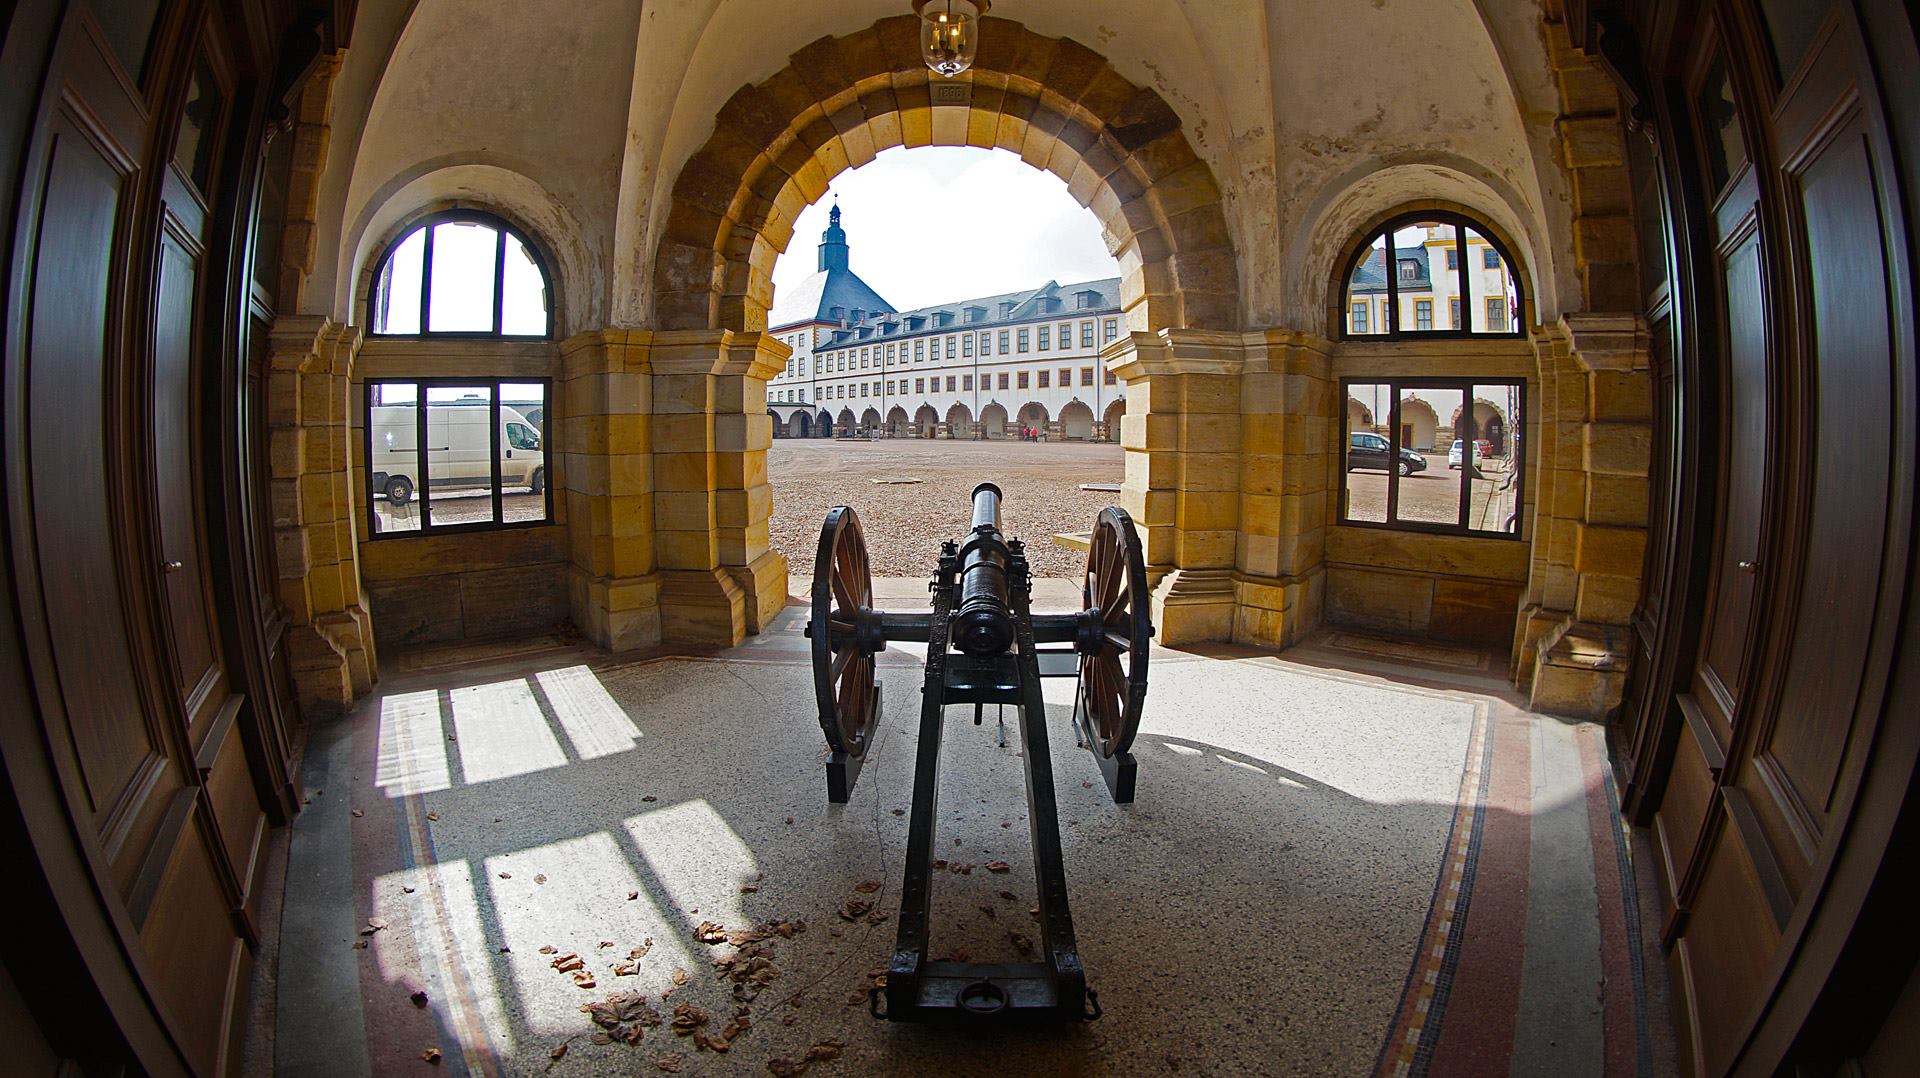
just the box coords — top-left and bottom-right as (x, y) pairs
(1338, 375), (1526, 539)
(1340, 210), (1525, 341)
(369, 210), (554, 340)
(363, 376), (555, 539)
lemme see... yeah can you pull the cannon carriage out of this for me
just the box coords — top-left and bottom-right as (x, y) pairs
(804, 483), (1152, 1023)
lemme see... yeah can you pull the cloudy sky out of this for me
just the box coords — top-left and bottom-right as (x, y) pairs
(769, 146), (1121, 312)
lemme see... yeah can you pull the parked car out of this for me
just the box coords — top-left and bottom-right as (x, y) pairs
(1348, 431), (1427, 475)
(371, 401), (545, 505)
(1448, 439), (1494, 469)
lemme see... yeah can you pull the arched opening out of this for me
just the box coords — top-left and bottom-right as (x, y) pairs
(1017, 402), (1050, 438)
(1398, 397), (1440, 451)
(980, 402), (1008, 439)
(1347, 397), (1376, 434)
(768, 409), (782, 437)
(860, 407), (881, 433)
(1059, 401), (1095, 441)
(816, 409), (833, 438)
(945, 402), (973, 440)
(793, 411), (811, 438)
(1449, 398), (1511, 455)
(1102, 399), (1126, 442)
(914, 404), (939, 438)
(887, 406), (910, 438)
(837, 407), (857, 435)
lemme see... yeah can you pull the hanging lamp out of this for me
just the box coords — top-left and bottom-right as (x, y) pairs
(914, 0), (988, 77)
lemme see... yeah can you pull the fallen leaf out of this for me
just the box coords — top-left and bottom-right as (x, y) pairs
(352, 940), (368, 950)
(539, 945), (557, 954)
(614, 962), (639, 976)
(985, 861), (1011, 873)
(808, 1039), (846, 1062)
(655, 1057), (682, 1073)
(551, 953), (583, 972)
(598, 940), (615, 949)
(409, 990), (429, 1009)
(1010, 932), (1034, 955)
(931, 859), (948, 871)
(628, 891), (640, 901)
(421, 1047), (441, 1065)
(891, 808), (905, 816)
(853, 879), (881, 894)
(998, 890), (1017, 901)
(573, 973), (597, 989)
(590, 1031), (611, 1045)
(694, 922), (727, 944)
(979, 904), (997, 919)
(740, 884), (757, 893)
(641, 795), (657, 803)
(671, 967), (688, 986)
(550, 1043), (568, 1060)
(768, 1058), (806, 1077)
(534, 874), (547, 885)
(498, 872), (512, 879)
(784, 816), (795, 824)
(401, 886), (415, 894)
(844, 990), (868, 1006)
(351, 809), (364, 818)
(361, 918), (388, 936)
(427, 812), (440, 821)
(623, 1024), (645, 1046)
(839, 898), (873, 921)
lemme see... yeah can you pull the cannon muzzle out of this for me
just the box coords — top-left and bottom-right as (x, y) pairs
(954, 483), (1016, 655)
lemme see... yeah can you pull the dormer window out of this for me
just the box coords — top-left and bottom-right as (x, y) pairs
(1000, 301), (1017, 317)
(1399, 260), (1420, 281)
(964, 306), (986, 323)
(1075, 290), (1100, 310)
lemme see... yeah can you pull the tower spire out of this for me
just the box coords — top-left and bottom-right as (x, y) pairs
(817, 197), (849, 272)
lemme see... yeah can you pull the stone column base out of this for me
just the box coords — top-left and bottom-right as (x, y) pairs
(1151, 568), (1236, 645)
(286, 603), (376, 712)
(570, 568), (663, 652)
(1231, 568), (1325, 650)
(660, 568), (748, 647)
(1528, 620), (1630, 719)
(723, 549), (791, 635)
(1511, 603), (1568, 688)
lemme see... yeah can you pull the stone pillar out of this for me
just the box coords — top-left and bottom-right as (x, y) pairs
(1107, 329), (1243, 644)
(1232, 331), (1333, 648)
(1519, 315), (1652, 717)
(650, 330), (789, 646)
(268, 315), (376, 710)
(561, 330), (660, 651)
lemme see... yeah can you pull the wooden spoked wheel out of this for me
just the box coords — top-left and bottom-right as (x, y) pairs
(1079, 507), (1150, 757)
(810, 505), (879, 757)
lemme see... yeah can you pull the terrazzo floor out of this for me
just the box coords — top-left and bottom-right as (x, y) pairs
(249, 592), (1674, 1078)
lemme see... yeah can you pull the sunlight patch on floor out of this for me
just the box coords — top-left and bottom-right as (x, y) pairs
(624, 799), (759, 932)
(535, 665), (642, 760)
(450, 678), (568, 784)
(374, 690), (451, 796)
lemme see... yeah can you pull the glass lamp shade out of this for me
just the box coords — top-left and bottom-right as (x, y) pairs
(914, 0), (988, 77)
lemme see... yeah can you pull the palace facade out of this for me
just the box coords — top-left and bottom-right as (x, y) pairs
(766, 205), (1124, 439)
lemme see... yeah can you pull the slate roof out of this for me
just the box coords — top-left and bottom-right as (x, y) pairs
(767, 265), (897, 329)
(811, 277), (1123, 348)
(1349, 245), (1433, 292)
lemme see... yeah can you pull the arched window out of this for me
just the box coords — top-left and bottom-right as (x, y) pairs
(370, 212), (552, 337)
(1342, 211), (1522, 338)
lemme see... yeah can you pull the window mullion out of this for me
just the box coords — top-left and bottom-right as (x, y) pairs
(492, 231), (506, 335)
(490, 386), (504, 524)
(420, 226), (435, 335)
(1385, 385), (1402, 522)
(415, 382), (431, 528)
(1458, 380), (1472, 531)
(1384, 229), (1399, 338)
(1456, 227), (1470, 333)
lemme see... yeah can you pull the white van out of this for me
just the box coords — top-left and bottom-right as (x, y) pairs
(370, 402), (544, 505)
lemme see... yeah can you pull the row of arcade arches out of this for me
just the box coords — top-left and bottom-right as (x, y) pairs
(1345, 395), (1512, 454)
(774, 399), (1123, 440)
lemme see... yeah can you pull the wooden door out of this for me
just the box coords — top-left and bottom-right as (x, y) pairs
(1625, 3), (1917, 1073)
(4, 4), (276, 1073)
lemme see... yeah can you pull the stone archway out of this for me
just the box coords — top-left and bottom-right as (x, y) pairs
(837, 407), (856, 434)
(793, 411), (811, 438)
(1017, 402), (1050, 438)
(1448, 398), (1511, 455)
(1347, 396), (1375, 435)
(861, 407), (881, 432)
(651, 16), (1239, 336)
(1101, 398), (1125, 442)
(887, 405), (910, 437)
(816, 409), (833, 437)
(768, 408), (783, 437)
(1060, 401), (1094, 440)
(946, 401), (973, 439)
(914, 404), (939, 438)
(1398, 397), (1440, 452)
(981, 402), (1008, 439)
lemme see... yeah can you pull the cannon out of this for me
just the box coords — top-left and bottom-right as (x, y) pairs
(804, 483), (1152, 1023)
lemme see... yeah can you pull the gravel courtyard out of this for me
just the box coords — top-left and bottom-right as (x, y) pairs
(769, 438), (1124, 579)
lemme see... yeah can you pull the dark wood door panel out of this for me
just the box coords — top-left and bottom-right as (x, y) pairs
(1692, 227), (1768, 736)
(1675, 813), (1782, 1077)
(1741, 114), (1895, 883)
(136, 810), (248, 1077)
(24, 102), (168, 841)
(1655, 702), (1721, 908)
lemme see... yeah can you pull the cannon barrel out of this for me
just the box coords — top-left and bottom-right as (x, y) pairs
(953, 483), (1017, 656)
